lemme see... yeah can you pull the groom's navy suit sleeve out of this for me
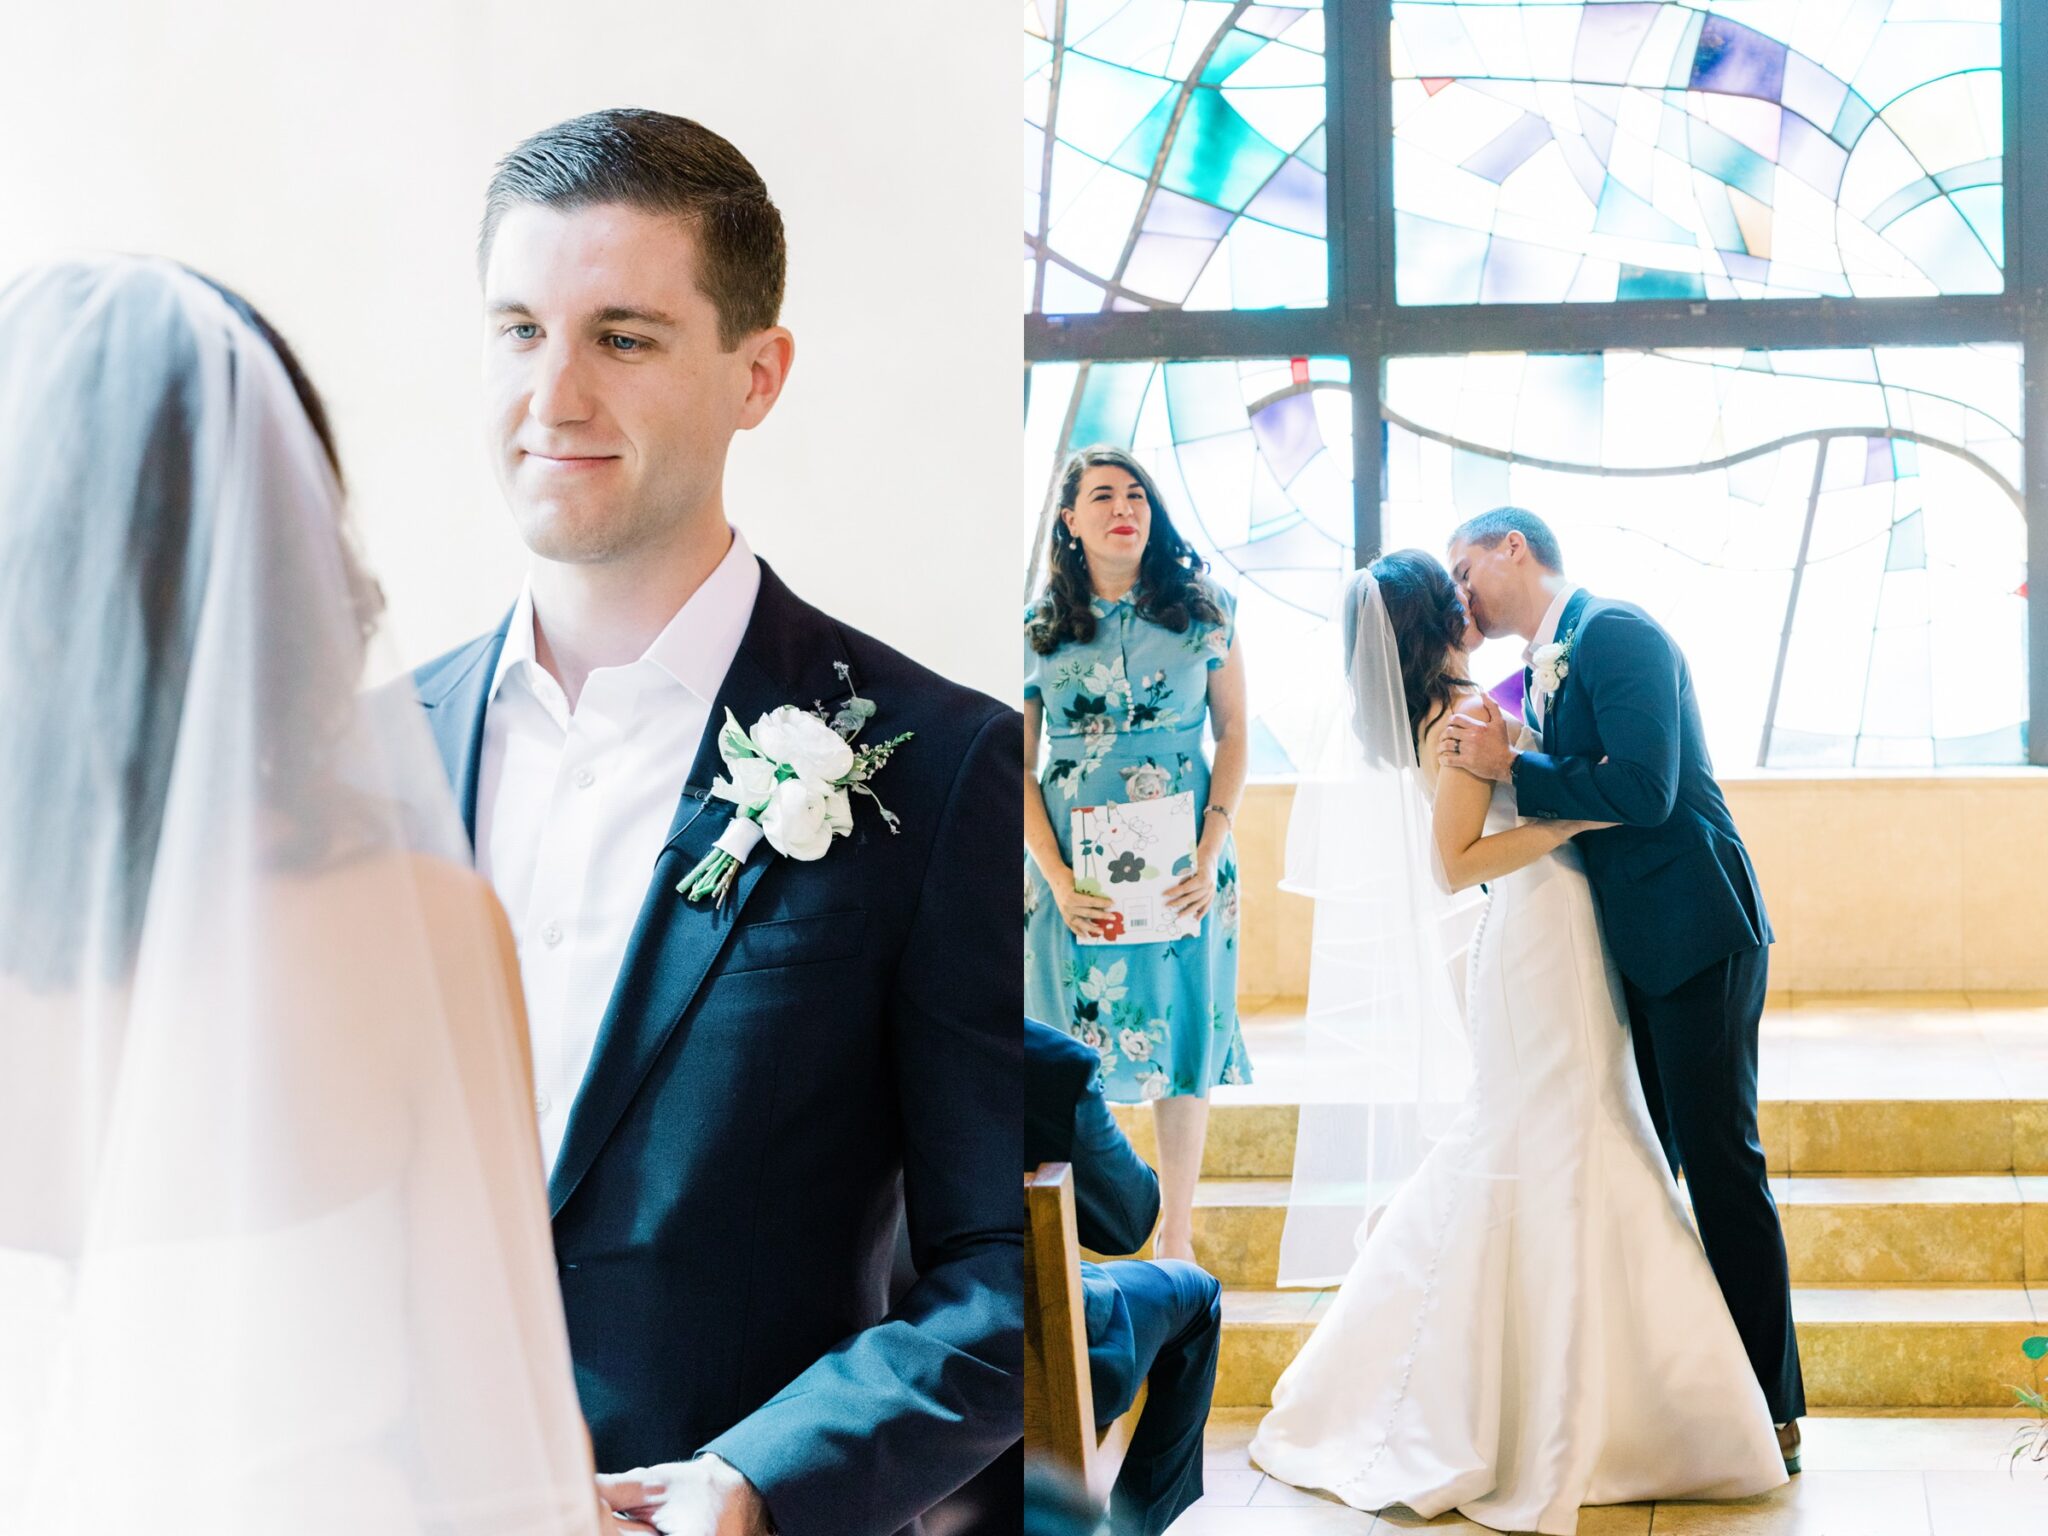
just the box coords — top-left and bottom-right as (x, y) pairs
(703, 708), (1024, 1534)
(1512, 608), (1682, 827)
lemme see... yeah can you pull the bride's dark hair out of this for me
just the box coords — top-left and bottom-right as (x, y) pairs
(1363, 549), (1474, 755)
(0, 263), (379, 989)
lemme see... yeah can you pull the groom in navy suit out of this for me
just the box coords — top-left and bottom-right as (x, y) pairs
(418, 110), (1020, 1535)
(1437, 507), (1805, 1470)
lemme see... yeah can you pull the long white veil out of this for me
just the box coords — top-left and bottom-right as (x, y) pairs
(0, 258), (598, 1533)
(1274, 568), (1484, 1288)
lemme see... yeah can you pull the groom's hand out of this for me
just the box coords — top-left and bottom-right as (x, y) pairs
(1439, 695), (1517, 783)
(598, 1456), (770, 1536)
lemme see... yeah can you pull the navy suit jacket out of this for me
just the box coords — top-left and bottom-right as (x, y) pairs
(1511, 589), (1772, 997)
(416, 561), (1023, 1536)
(1023, 1018), (1158, 1418)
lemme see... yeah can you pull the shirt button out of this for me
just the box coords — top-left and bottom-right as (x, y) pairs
(574, 766), (595, 789)
(542, 922), (563, 947)
(534, 1091), (551, 1116)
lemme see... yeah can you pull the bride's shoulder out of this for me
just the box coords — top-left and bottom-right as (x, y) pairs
(1420, 687), (1486, 747)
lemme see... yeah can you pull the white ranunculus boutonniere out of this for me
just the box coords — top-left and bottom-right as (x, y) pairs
(1531, 632), (1574, 699)
(677, 661), (913, 907)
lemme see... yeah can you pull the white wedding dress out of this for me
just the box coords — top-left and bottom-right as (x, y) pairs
(0, 260), (601, 1534)
(1250, 753), (1786, 1534)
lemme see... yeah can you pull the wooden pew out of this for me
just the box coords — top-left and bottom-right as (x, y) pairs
(1024, 1161), (1149, 1510)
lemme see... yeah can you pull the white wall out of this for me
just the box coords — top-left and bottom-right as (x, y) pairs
(0, 2), (1017, 700)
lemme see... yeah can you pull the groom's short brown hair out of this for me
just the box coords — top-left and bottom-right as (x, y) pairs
(477, 107), (786, 351)
(1451, 506), (1563, 572)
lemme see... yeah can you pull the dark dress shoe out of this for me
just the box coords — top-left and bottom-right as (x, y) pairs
(1776, 1420), (1802, 1474)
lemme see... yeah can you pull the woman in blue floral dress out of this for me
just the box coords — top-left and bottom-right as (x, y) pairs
(1024, 446), (1250, 1262)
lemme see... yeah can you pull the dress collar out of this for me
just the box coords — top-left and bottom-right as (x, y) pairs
(1089, 585), (1139, 619)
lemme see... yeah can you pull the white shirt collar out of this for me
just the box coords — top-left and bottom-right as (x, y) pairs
(490, 525), (761, 706)
(1522, 583), (1583, 665)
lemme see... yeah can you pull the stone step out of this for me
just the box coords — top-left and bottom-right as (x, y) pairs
(1112, 1098), (2048, 1178)
(1211, 1285), (2048, 1410)
(1118, 1174), (2048, 1288)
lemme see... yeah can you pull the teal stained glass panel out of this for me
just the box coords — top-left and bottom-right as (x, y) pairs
(1391, 2), (2005, 304)
(1026, 2), (1330, 314)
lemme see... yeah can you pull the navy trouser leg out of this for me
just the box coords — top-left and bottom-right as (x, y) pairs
(1093, 1259), (1222, 1536)
(1625, 945), (1805, 1423)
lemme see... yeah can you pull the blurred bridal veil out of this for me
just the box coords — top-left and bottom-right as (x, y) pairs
(0, 258), (598, 1534)
(1274, 567), (1487, 1288)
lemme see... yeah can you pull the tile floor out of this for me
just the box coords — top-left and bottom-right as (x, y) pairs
(1170, 1410), (2048, 1533)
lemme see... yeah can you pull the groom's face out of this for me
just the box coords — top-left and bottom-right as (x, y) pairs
(1447, 535), (1516, 641)
(482, 201), (780, 563)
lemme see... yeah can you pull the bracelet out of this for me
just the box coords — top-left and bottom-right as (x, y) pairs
(1203, 804), (1233, 824)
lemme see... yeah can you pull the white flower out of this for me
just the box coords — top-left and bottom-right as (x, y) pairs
(1118, 1027), (1153, 1061)
(1202, 627), (1230, 658)
(1078, 960), (1128, 1004)
(750, 705), (855, 789)
(1074, 1021), (1115, 1068)
(1531, 639), (1571, 698)
(758, 777), (854, 861)
(1137, 1068), (1168, 1101)
(712, 755), (781, 811)
(1121, 762), (1172, 801)
(1083, 663), (1117, 694)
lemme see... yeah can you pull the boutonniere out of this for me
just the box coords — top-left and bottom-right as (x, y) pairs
(1531, 628), (1576, 699)
(677, 661), (913, 907)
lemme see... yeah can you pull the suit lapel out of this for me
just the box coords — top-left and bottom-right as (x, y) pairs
(546, 563), (856, 1217)
(418, 618), (511, 847)
(1541, 588), (1592, 741)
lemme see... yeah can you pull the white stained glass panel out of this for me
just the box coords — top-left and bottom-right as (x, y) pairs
(1381, 346), (2025, 769)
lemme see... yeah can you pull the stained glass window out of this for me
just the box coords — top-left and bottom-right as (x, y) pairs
(1025, 358), (1354, 768)
(1391, 2), (2005, 303)
(1025, 1), (1330, 314)
(1382, 345), (2025, 767)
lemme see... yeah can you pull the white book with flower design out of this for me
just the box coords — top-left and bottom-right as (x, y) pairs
(1071, 790), (1202, 946)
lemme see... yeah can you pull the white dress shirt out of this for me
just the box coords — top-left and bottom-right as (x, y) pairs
(475, 528), (761, 1174)
(1523, 583), (1583, 721)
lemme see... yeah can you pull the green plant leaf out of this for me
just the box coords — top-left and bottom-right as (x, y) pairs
(2025, 1337), (2048, 1360)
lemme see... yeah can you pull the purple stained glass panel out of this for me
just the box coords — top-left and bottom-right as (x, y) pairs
(1463, 113), (1554, 185)
(1249, 390), (1323, 485)
(1689, 16), (1788, 103)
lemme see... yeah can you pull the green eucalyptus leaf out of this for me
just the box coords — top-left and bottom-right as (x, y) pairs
(2024, 1337), (2048, 1361)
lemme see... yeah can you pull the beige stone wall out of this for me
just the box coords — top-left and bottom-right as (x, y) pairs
(1235, 771), (2048, 998)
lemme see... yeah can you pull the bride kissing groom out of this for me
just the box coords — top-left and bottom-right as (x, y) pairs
(1251, 509), (1801, 1535)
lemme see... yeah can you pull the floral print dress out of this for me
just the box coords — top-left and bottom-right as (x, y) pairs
(1024, 586), (1250, 1102)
